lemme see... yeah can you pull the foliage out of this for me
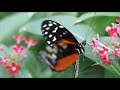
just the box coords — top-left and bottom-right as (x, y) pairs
(0, 12), (120, 78)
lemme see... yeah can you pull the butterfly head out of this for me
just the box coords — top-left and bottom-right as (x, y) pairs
(81, 40), (86, 46)
(77, 40), (86, 55)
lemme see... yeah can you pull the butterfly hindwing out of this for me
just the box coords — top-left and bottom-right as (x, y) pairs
(39, 43), (79, 72)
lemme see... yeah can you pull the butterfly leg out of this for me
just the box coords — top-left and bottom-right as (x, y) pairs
(73, 59), (79, 78)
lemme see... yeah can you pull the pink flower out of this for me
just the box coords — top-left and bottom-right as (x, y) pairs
(114, 48), (120, 57)
(0, 46), (4, 51)
(92, 34), (103, 56)
(106, 26), (118, 37)
(98, 47), (112, 66)
(92, 36), (100, 47)
(22, 54), (27, 59)
(13, 44), (24, 54)
(99, 47), (109, 58)
(117, 25), (120, 34)
(0, 58), (8, 66)
(6, 62), (21, 77)
(100, 56), (114, 66)
(14, 35), (25, 44)
(25, 37), (38, 48)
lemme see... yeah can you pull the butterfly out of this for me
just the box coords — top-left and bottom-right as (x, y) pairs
(39, 20), (87, 78)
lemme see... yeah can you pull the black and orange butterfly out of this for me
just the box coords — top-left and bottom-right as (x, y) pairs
(38, 20), (88, 78)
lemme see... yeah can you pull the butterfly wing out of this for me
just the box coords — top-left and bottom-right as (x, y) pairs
(39, 20), (84, 72)
(41, 20), (79, 46)
(39, 44), (79, 72)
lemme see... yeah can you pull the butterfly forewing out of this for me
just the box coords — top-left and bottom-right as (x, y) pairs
(41, 20), (79, 46)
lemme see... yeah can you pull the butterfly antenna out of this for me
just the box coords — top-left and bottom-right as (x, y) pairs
(84, 12), (96, 41)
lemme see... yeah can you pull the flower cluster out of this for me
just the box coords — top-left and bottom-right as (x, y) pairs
(92, 18), (120, 66)
(0, 35), (38, 77)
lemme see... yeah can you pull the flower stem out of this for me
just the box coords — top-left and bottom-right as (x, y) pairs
(111, 64), (120, 76)
(20, 47), (29, 63)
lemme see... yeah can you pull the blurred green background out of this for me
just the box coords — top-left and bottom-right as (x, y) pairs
(0, 12), (120, 78)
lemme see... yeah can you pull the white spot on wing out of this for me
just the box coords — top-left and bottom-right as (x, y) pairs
(46, 27), (50, 30)
(51, 53), (57, 60)
(42, 29), (44, 32)
(60, 35), (62, 37)
(59, 25), (64, 28)
(49, 21), (52, 23)
(53, 22), (57, 25)
(47, 41), (51, 44)
(45, 32), (48, 34)
(52, 27), (58, 33)
(48, 24), (53, 27)
(65, 31), (68, 33)
(63, 32), (66, 35)
(50, 44), (53, 46)
(49, 34), (52, 38)
(53, 37), (56, 42)
(43, 24), (47, 28)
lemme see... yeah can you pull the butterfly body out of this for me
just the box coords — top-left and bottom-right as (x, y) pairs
(39, 20), (86, 76)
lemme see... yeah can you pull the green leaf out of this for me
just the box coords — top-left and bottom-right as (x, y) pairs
(15, 69), (32, 78)
(22, 51), (53, 78)
(104, 70), (118, 78)
(30, 12), (48, 21)
(84, 16), (116, 36)
(78, 65), (104, 78)
(0, 12), (15, 20)
(0, 66), (10, 78)
(0, 12), (34, 43)
(22, 51), (41, 78)
(48, 12), (78, 16)
(23, 15), (78, 35)
(76, 12), (120, 23)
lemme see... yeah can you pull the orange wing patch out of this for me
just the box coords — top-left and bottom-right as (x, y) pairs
(54, 53), (79, 72)
(56, 39), (77, 45)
